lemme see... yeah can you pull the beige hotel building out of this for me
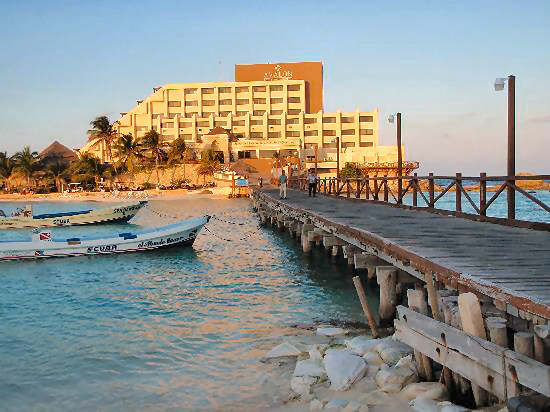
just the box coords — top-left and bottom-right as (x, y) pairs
(80, 62), (403, 175)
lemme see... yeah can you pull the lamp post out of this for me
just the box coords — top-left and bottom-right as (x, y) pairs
(388, 113), (403, 203)
(494, 75), (516, 220)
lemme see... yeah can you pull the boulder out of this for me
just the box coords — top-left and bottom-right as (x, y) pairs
(374, 364), (419, 393)
(400, 382), (448, 402)
(363, 351), (385, 366)
(345, 335), (379, 355)
(308, 344), (328, 361)
(379, 345), (413, 366)
(309, 399), (324, 411)
(317, 327), (349, 337)
(323, 349), (368, 391)
(326, 399), (349, 409)
(265, 341), (304, 358)
(294, 359), (326, 378)
(290, 376), (317, 397)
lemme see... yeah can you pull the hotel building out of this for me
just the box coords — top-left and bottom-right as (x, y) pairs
(80, 62), (404, 175)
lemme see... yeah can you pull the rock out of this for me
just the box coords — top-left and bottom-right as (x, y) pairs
(294, 359), (326, 378)
(379, 345), (413, 366)
(310, 399), (324, 411)
(363, 351), (385, 366)
(345, 335), (379, 355)
(309, 344), (328, 361)
(341, 400), (363, 412)
(374, 364), (419, 393)
(507, 394), (550, 412)
(317, 327), (349, 337)
(438, 401), (471, 411)
(360, 389), (393, 406)
(395, 354), (418, 373)
(290, 376), (317, 397)
(400, 382), (448, 402)
(323, 349), (368, 391)
(409, 398), (440, 412)
(265, 341), (304, 358)
(326, 399), (349, 409)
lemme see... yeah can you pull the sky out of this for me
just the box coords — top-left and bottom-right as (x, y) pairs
(0, 0), (548, 175)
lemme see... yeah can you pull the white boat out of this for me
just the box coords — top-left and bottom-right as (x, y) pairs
(0, 201), (148, 229)
(0, 216), (210, 260)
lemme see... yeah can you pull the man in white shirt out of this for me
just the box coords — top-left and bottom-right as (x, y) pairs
(307, 170), (317, 197)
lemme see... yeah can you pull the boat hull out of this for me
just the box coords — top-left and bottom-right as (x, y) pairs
(0, 216), (209, 261)
(0, 201), (147, 229)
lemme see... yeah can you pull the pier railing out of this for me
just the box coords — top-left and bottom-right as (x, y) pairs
(289, 174), (550, 228)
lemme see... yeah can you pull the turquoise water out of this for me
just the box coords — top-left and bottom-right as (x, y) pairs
(0, 198), (370, 411)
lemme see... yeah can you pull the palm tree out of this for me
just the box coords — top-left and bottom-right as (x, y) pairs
(48, 159), (69, 192)
(142, 129), (167, 188)
(167, 137), (187, 181)
(70, 153), (113, 188)
(0, 152), (12, 189)
(197, 149), (220, 183)
(87, 116), (116, 163)
(11, 146), (39, 187)
(114, 133), (143, 179)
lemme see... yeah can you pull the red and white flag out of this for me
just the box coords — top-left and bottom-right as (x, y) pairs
(39, 232), (52, 241)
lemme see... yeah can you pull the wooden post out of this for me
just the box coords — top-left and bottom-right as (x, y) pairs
(514, 332), (534, 358)
(353, 276), (379, 338)
(383, 176), (389, 202)
(376, 266), (398, 326)
(480, 172), (487, 217)
(356, 179), (361, 198)
(373, 178), (379, 201)
(354, 253), (379, 280)
(458, 292), (488, 407)
(331, 245), (339, 259)
(407, 289), (434, 380)
(534, 324), (549, 363)
(428, 172), (435, 207)
(412, 173), (418, 207)
(455, 173), (462, 213)
(486, 317), (508, 348)
(507, 74), (515, 221)
(365, 175), (370, 200)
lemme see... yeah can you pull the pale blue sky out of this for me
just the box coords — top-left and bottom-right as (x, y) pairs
(0, 0), (548, 174)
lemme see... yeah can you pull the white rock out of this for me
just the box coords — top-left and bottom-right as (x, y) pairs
(395, 355), (418, 373)
(374, 364), (419, 393)
(323, 349), (368, 391)
(341, 400), (363, 412)
(400, 382), (448, 402)
(325, 399), (348, 409)
(265, 341), (304, 358)
(309, 399), (324, 411)
(379, 346), (413, 366)
(360, 389), (393, 406)
(409, 397), (440, 412)
(317, 327), (349, 337)
(294, 359), (326, 378)
(309, 344), (327, 361)
(344, 335), (379, 355)
(437, 401), (471, 412)
(290, 376), (317, 397)
(362, 351), (385, 366)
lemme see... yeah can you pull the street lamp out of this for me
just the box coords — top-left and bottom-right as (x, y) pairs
(494, 75), (516, 220)
(388, 113), (403, 203)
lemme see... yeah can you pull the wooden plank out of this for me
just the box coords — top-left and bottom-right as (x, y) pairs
(397, 306), (505, 373)
(394, 320), (506, 399)
(504, 348), (550, 397)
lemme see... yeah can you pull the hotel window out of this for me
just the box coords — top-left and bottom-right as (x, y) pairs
(152, 114), (160, 119)
(270, 85), (283, 91)
(342, 142), (356, 148)
(288, 109), (301, 115)
(359, 115), (374, 122)
(253, 110), (265, 116)
(268, 119), (281, 125)
(236, 99), (249, 105)
(323, 130), (336, 136)
(202, 88), (214, 94)
(219, 99), (232, 105)
(185, 88), (197, 94)
(250, 132), (263, 139)
(366, 129), (374, 135)
(253, 98), (266, 104)
(202, 100), (215, 106)
(288, 97), (301, 103)
(286, 131), (300, 137)
(180, 122), (192, 128)
(323, 117), (336, 123)
(271, 98), (283, 104)
(219, 111), (231, 117)
(360, 142), (374, 147)
(233, 120), (245, 126)
(341, 129), (355, 135)
(253, 86), (266, 92)
(341, 116), (354, 123)
(287, 117), (300, 124)
(235, 86), (249, 93)
(250, 119), (263, 125)
(161, 122), (174, 128)
(219, 87), (231, 93)
(186, 101), (198, 106)
(304, 118), (316, 124)
(271, 110), (283, 115)
(305, 130), (318, 136)
(215, 121), (226, 127)
(236, 111), (248, 116)
(268, 132), (280, 138)
(168, 101), (181, 107)
(287, 84), (301, 91)
(197, 121), (209, 127)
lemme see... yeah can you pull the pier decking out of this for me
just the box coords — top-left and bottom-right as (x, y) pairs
(257, 188), (550, 319)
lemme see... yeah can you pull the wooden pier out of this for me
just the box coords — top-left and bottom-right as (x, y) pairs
(252, 187), (550, 408)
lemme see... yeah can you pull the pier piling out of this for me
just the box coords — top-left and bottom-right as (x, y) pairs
(376, 266), (398, 326)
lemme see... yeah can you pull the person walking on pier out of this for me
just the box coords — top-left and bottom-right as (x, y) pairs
(308, 169), (317, 197)
(279, 170), (287, 199)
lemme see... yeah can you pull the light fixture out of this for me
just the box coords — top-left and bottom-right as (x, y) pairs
(494, 77), (507, 91)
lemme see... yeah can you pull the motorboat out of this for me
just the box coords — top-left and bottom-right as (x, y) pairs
(0, 201), (147, 229)
(0, 216), (209, 260)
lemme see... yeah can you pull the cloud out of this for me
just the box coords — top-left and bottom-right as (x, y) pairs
(527, 114), (550, 124)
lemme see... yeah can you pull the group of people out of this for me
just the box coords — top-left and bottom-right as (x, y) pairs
(275, 169), (318, 199)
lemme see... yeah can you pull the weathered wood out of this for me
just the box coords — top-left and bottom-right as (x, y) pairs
(376, 266), (398, 325)
(394, 320), (506, 400)
(504, 347), (550, 397)
(534, 324), (549, 363)
(323, 235), (345, 248)
(486, 317), (508, 348)
(407, 289), (433, 380)
(331, 245), (339, 258)
(355, 253), (379, 279)
(514, 332), (534, 358)
(425, 274), (442, 321)
(352, 276), (378, 338)
(458, 292), (488, 406)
